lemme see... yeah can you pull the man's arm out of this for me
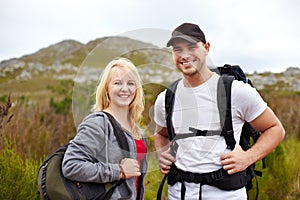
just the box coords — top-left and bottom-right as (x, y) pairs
(221, 107), (285, 175)
(154, 125), (176, 174)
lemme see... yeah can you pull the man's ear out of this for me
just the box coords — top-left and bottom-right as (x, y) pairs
(204, 42), (210, 52)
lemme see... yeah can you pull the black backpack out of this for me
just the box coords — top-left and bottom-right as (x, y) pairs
(159, 64), (265, 199)
(37, 112), (129, 200)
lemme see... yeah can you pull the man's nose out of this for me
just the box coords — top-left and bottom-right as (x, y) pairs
(180, 49), (190, 58)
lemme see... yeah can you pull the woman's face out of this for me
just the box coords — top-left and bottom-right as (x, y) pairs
(107, 66), (137, 109)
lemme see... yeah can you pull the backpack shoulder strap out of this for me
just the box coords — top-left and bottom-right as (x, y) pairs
(165, 79), (181, 141)
(103, 112), (130, 153)
(217, 75), (236, 150)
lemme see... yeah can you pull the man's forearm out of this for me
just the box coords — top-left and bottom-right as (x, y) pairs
(154, 132), (170, 158)
(247, 124), (285, 165)
(248, 107), (285, 165)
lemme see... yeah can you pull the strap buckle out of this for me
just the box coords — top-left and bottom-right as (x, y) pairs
(211, 169), (224, 181)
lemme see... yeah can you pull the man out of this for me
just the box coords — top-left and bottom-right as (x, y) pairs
(154, 22), (285, 200)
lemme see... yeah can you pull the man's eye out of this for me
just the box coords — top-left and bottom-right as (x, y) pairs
(173, 48), (181, 53)
(189, 45), (198, 50)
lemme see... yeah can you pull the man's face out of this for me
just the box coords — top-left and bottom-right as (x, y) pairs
(171, 39), (209, 76)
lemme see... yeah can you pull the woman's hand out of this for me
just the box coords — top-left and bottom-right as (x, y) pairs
(120, 158), (141, 179)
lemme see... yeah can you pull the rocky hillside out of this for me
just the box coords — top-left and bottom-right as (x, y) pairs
(0, 36), (299, 94)
(249, 67), (300, 91)
(0, 36), (180, 86)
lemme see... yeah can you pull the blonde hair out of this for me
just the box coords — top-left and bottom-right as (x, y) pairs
(93, 57), (144, 133)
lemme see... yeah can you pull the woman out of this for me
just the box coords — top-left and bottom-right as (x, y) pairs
(62, 57), (147, 200)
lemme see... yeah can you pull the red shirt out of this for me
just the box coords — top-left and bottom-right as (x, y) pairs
(134, 138), (146, 193)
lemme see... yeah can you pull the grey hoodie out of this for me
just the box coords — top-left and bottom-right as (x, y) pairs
(62, 111), (147, 200)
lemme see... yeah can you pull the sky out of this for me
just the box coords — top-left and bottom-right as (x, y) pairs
(0, 0), (299, 73)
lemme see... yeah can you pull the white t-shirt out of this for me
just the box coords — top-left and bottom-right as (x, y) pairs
(154, 73), (267, 200)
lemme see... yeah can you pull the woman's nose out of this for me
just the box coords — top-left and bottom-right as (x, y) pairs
(120, 84), (129, 91)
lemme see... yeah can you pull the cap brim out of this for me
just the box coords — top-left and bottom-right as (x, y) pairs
(166, 35), (199, 47)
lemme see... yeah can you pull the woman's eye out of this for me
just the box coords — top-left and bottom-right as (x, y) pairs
(114, 81), (122, 85)
(128, 82), (135, 86)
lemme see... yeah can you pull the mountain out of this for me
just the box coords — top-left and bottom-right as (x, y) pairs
(0, 36), (299, 98)
(0, 36), (179, 83)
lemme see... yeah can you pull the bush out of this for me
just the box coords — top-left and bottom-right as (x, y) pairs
(0, 139), (40, 200)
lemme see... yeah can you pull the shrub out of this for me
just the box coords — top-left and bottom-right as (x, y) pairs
(0, 139), (40, 200)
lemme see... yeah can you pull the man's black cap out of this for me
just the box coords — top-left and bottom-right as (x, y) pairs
(167, 22), (206, 47)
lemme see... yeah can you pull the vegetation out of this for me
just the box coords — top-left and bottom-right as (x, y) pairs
(0, 75), (300, 200)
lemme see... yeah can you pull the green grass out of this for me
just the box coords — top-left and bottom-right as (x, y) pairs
(0, 81), (299, 199)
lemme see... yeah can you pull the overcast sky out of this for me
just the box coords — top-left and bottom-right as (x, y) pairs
(1, 0), (299, 73)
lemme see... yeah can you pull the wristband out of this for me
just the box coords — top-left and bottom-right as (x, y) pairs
(120, 164), (126, 179)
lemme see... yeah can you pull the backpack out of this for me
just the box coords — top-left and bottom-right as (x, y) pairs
(158, 64), (265, 200)
(37, 112), (129, 200)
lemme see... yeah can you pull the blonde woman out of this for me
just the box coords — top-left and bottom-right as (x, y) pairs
(62, 58), (147, 200)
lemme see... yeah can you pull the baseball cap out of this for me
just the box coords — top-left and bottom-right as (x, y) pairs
(167, 23), (206, 47)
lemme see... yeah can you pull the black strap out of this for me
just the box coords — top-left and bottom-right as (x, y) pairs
(170, 129), (222, 142)
(157, 163), (248, 200)
(98, 181), (123, 200)
(103, 112), (130, 153)
(199, 183), (203, 200)
(157, 174), (168, 200)
(101, 112), (130, 199)
(188, 127), (222, 136)
(181, 182), (186, 199)
(217, 76), (236, 150)
(254, 175), (259, 200)
(165, 79), (181, 140)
